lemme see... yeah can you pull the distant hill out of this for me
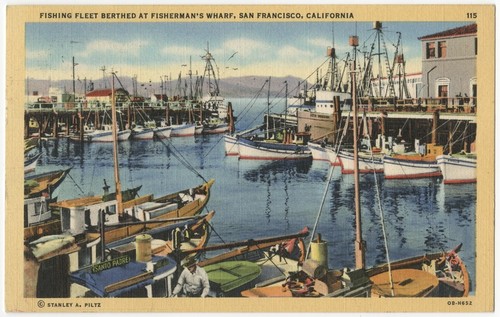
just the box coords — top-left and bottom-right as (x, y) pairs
(26, 75), (312, 99)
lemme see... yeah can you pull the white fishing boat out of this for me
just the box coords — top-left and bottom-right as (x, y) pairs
(131, 121), (156, 140)
(238, 79), (312, 161)
(436, 153), (477, 184)
(325, 147), (341, 166)
(224, 134), (239, 156)
(383, 153), (441, 179)
(307, 141), (330, 161)
(238, 137), (312, 160)
(154, 121), (172, 139)
(80, 124), (131, 142)
(170, 123), (196, 137)
(338, 150), (384, 174)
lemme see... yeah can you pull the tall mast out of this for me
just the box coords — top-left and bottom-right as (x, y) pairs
(110, 72), (123, 217)
(350, 34), (365, 270)
(266, 77), (271, 140)
(284, 80), (288, 142)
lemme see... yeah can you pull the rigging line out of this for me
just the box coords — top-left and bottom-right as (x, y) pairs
(156, 137), (207, 182)
(367, 140), (395, 296)
(202, 135), (225, 159)
(305, 112), (350, 260)
(66, 171), (86, 196)
(204, 220), (226, 245)
(253, 242), (288, 277)
(418, 119), (452, 141)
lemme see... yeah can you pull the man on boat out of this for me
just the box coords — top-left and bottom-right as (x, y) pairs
(171, 257), (210, 298)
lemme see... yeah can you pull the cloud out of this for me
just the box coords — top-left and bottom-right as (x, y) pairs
(77, 39), (149, 57)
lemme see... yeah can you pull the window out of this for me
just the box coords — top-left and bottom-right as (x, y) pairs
(426, 42), (436, 59)
(438, 41), (447, 58)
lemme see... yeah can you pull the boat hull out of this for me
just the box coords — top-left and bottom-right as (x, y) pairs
(154, 126), (172, 139)
(436, 154), (477, 184)
(132, 128), (155, 140)
(170, 124), (196, 137)
(238, 138), (312, 160)
(325, 148), (341, 166)
(308, 142), (329, 161)
(224, 135), (239, 156)
(83, 129), (132, 142)
(339, 151), (384, 173)
(204, 124), (230, 135)
(383, 155), (441, 179)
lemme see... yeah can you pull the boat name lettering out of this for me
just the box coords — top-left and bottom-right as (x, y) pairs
(90, 255), (131, 273)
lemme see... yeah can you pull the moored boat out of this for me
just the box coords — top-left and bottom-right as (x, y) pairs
(170, 123), (196, 137)
(238, 137), (312, 161)
(224, 134), (239, 156)
(436, 153), (477, 184)
(308, 141), (330, 162)
(131, 121), (156, 140)
(339, 150), (384, 174)
(154, 122), (172, 139)
(383, 154), (441, 179)
(24, 167), (72, 198)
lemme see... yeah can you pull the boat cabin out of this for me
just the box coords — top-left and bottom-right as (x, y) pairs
(24, 196), (51, 227)
(51, 197), (120, 236)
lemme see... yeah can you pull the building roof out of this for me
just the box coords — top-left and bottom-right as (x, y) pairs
(86, 88), (128, 97)
(418, 23), (477, 41)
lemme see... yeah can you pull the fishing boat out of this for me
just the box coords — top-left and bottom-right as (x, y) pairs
(325, 147), (341, 166)
(242, 42), (469, 298)
(154, 121), (172, 139)
(72, 123), (131, 142)
(170, 123), (196, 137)
(131, 120), (156, 140)
(383, 152), (441, 179)
(224, 134), (239, 156)
(202, 117), (230, 134)
(338, 150), (384, 174)
(24, 168), (71, 198)
(24, 186), (142, 242)
(50, 179), (214, 244)
(24, 152), (42, 173)
(307, 141), (330, 162)
(237, 79), (312, 161)
(436, 153), (477, 184)
(200, 45), (228, 120)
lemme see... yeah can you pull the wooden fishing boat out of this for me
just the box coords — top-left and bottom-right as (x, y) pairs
(307, 141), (330, 162)
(50, 179), (214, 244)
(224, 134), (239, 156)
(154, 124), (173, 139)
(24, 186), (142, 241)
(131, 121), (156, 140)
(106, 211), (215, 264)
(436, 153), (477, 184)
(24, 167), (71, 198)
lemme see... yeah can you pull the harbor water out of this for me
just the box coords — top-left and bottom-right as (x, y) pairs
(29, 98), (476, 293)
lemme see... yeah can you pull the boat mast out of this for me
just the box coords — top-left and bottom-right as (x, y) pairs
(284, 80), (287, 143)
(350, 35), (365, 270)
(266, 77), (271, 140)
(110, 72), (123, 217)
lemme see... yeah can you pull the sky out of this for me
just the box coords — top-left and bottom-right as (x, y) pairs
(26, 21), (469, 84)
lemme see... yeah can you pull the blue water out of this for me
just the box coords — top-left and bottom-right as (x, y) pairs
(31, 98), (476, 292)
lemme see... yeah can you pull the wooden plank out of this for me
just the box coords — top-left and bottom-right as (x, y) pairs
(104, 271), (153, 294)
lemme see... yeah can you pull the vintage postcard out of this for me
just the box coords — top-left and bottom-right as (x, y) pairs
(4, 3), (495, 313)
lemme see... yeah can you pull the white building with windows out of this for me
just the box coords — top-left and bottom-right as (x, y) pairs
(418, 23), (477, 103)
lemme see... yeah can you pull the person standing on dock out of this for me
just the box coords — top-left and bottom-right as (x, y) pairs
(171, 257), (210, 298)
